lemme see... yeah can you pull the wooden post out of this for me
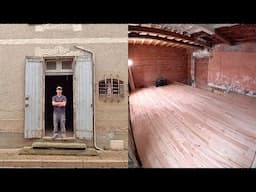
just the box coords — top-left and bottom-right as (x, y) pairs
(191, 56), (196, 88)
(128, 67), (136, 91)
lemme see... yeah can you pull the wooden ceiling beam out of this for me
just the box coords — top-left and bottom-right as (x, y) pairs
(214, 30), (232, 44)
(142, 39), (145, 45)
(129, 32), (204, 49)
(129, 25), (209, 48)
(161, 41), (167, 46)
(214, 24), (256, 44)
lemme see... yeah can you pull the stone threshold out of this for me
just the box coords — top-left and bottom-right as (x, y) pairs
(32, 142), (87, 150)
(19, 147), (98, 156)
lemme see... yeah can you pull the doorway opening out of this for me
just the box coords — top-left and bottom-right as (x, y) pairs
(44, 75), (73, 137)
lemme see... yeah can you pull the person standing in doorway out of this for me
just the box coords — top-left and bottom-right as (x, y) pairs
(52, 86), (67, 138)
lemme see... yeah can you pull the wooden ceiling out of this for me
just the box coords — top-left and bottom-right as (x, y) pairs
(129, 38), (195, 49)
(128, 25), (209, 50)
(215, 24), (256, 44)
(129, 24), (256, 49)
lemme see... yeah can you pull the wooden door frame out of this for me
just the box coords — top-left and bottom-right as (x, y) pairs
(42, 56), (75, 138)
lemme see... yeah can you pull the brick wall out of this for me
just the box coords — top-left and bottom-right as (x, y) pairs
(128, 44), (188, 88)
(187, 49), (193, 85)
(195, 58), (209, 89)
(208, 43), (256, 93)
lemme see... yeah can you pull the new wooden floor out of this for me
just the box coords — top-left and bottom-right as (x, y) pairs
(129, 83), (256, 168)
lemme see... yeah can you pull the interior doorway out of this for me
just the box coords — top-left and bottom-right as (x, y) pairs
(44, 75), (73, 137)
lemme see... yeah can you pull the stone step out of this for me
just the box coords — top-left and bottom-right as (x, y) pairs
(32, 142), (86, 150)
(42, 136), (76, 142)
(19, 147), (98, 156)
(0, 149), (127, 168)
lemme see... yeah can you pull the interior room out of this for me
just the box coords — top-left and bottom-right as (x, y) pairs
(128, 24), (256, 168)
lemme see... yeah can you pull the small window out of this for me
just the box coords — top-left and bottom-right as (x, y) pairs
(46, 61), (56, 70)
(99, 80), (107, 95)
(62, 60), (72, 70)
(45, 58), (73, 74)
(112, 79), (119, 94)
(98, 78), (125, 98)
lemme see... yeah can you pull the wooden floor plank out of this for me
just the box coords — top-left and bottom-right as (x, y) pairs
(129, 83), (256, 168)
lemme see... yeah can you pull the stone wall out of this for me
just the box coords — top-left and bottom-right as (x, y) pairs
(0, 24), (128, 149)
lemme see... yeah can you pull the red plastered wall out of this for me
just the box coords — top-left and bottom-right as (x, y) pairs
(208, 43), (256, 92)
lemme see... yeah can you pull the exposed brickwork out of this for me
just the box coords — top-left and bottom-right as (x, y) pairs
(214, 43), (256, 52)
(129, 44), (188, 88)
(209, 43), (256, 93)
(187, 50), (192, 85)
(195, 58), (209, 89)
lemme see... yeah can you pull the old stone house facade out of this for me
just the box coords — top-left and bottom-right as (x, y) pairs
(0, 24), (128, 150)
